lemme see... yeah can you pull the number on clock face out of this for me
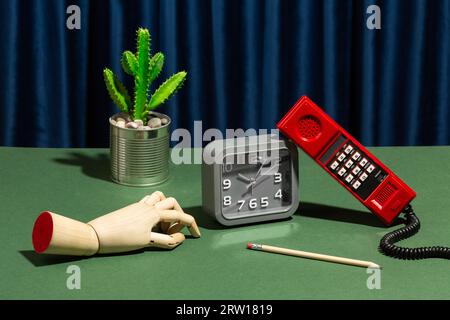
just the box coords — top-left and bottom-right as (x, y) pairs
(275, 173), (282, 183)
(222, 177), (284, 210)
(235, 196), (271, 211)
(220, 149), (292, 219)
(223, 179), (231, 190)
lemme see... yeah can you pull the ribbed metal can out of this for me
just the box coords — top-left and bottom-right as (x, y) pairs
(109, 112), (171, 186)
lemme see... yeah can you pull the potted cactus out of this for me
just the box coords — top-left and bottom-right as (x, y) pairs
(103, 27), (186, 186)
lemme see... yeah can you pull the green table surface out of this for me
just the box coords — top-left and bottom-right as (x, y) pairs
(1, 146), (449, 300)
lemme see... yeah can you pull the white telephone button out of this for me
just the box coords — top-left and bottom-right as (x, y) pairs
(353, 181), (361, 189)
(360, 158), (368, 167)
(344, 145), (353, 154)
(345, 160), (354, 168)
(331, 161), (339, 170)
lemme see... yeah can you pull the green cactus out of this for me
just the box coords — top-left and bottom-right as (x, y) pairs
(103, 68), (131, 113)
(103, 27), (187, 125)
(148, 71), (187, 110)
(133, 28), (151, 121)
(121, 51), (137, 76)
(149, 52), (164, 84)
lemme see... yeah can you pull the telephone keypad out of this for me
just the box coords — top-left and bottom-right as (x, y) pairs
(326, 139), (387, 200)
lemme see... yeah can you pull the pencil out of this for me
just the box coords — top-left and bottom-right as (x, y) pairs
(247, 243), (381, 269)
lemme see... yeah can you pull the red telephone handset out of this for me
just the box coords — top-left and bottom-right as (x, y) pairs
(277, 95), (449, 260)
(277, 96), (416, 225)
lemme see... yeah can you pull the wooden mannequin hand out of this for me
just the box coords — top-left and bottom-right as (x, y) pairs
(88, 191), (201, 254)
(32, 191), (201, 256)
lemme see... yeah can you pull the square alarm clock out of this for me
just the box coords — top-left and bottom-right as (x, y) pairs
(202, 134), (299, 226)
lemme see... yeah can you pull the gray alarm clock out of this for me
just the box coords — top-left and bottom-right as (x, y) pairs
(202, 134), (299, 226)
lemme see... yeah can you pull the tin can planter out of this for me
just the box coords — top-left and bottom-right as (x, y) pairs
(109, 111), (171, 186)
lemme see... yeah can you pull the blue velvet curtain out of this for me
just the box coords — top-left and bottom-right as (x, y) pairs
(0, 0), (449, 147)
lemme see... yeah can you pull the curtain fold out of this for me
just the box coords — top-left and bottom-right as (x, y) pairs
(0, 0), (449, 147)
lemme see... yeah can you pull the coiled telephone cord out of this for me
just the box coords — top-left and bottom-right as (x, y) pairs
(379, 204), (450, 260)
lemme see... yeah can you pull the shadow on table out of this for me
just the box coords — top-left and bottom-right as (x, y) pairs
(20, 250), (88, 267)
(19, 247), (166, 267)
(184, 206), (225, 230)
(297, 202), (405, 228)
(52, 152), (110, 182)
(184, 201), (405, 231)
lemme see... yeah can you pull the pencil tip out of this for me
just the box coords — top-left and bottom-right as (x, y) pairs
(367, 263), (382, 269)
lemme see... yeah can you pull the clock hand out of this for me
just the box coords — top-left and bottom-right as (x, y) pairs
(245, 158), (273, 191)
(242, 162), (278, 196)
(255, 158), (279, 180)
(244, 158), (274, 194)
(237, 173), (255, 195)
(238, 173), (252, 183)
(254, 158), (271, 181)
(245, 179), (256, 196)
(251, 162), (280, 190)
(250, 175), (271, 190)
(260, 162), (279, 176)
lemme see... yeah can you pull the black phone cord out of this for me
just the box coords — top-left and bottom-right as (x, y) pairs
(379, 204), (450, 260)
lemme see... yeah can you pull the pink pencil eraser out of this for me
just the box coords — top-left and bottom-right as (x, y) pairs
(247, 243), (253, 249)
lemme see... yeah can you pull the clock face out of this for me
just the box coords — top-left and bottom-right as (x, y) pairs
(220, 148), (293, 219)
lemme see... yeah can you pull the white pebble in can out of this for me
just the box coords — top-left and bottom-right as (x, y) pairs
(148, 117), (162, 128)
(126, 122), (139, 129)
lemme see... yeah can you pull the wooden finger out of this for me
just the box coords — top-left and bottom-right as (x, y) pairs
(139, 191), (166, 206)
(155, 195), (171, 232)
(148, 232), (185, 249)
(159, 210), (201, 238)
(154, 197), (184, 233)
(154, 197), (182, 211)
